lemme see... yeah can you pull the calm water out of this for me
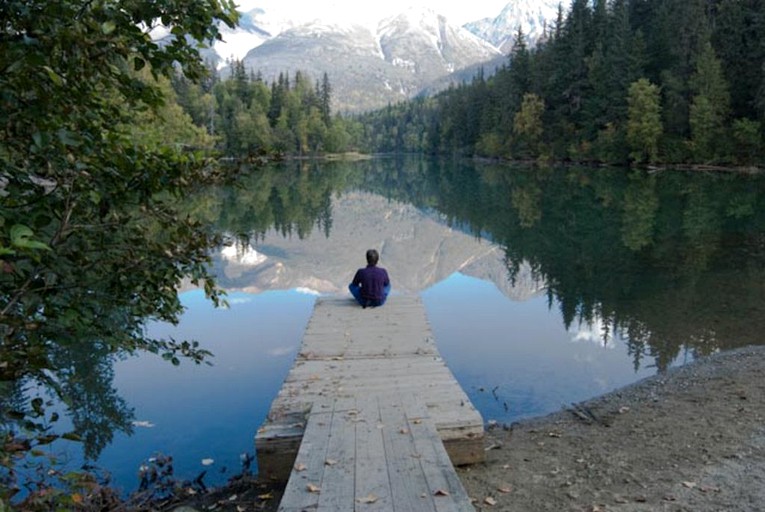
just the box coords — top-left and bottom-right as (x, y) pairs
(61, 158), (765, 492)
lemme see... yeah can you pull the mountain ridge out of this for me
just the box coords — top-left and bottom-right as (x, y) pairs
(207, 1), (561, 111)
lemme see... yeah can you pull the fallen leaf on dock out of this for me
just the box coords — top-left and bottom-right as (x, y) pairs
(433, 489), (450, 496)
(325, 458), (338, 466)
(484, 496), (497, 506)
(413, 419), (423, 424)
(497, 486), (513, 494)
(399, 428), (409, 434)
(681, 481), (697, 489)
(294, 463), (307, 472)
(357, 494), (379, 504)
(306, 483), (321, 493)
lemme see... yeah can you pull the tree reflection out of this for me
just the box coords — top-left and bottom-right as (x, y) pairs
(205, 159), (765, 374)
(12, 159), (759, 473)
(407, 160), (765, 372)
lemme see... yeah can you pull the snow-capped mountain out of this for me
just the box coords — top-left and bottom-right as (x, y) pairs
(464, 0), (561, 53)
(239, 8), (502, 112)
(378, 8), (499, 76)
(204, 1), (560, 111)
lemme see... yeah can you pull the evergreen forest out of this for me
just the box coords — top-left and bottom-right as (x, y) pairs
(354, 0), (765, 167)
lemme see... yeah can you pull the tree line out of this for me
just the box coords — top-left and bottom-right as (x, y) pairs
(355, 0), (765, 167)
(171, 61), (360, 157)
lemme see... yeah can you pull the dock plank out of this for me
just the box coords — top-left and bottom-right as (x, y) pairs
(258, 295), (484, 510)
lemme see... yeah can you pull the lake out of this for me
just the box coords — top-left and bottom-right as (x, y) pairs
(63, 158), (765, 493)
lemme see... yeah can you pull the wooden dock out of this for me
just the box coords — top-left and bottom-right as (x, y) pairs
(255, 295), (484, 511)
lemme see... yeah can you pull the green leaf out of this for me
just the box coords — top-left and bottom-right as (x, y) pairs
(61, 432), (82, 442)
(101, 21), (117, 35)
(42, 66), (63, 86)
(57, 129), (80, 147)
(134, 57), (146, 71)
(10, 224), (52, 251)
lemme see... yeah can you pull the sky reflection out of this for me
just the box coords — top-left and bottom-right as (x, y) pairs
(101, 289), (315, 492)
(422, 273), (670, 424)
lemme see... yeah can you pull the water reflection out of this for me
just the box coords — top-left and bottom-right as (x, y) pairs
(32, 158), (765, 492)
(210, 159), (765, 372)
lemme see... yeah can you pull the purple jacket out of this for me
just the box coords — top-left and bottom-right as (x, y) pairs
(351, 265), (390, 301)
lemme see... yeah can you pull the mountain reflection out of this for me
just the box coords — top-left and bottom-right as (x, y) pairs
(203, 158), (765, 372)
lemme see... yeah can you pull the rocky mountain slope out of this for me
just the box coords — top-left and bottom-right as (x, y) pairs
(464, 0), (559, 53)
(238, 8), (500, 112)
(201, 1), (563, 111)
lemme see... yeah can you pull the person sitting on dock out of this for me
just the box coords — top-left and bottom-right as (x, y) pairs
(349, 249), (390, 308)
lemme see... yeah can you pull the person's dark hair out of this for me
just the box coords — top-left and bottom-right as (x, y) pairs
(366, 249), (379, 266)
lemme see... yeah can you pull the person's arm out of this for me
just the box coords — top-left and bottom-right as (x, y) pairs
(352, 269), (362, 287)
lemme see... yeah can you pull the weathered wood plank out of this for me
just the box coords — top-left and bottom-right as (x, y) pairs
(315, 398), (357, 510)
(277, 409), (332, 512)
(258, 295), (484, 509)
(377, 396), (437, 511)
(354, 397), (393, 511)
(400, 396), (475, 512)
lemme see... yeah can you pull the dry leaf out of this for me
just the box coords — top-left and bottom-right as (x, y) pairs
(257, 492), (273, 500)
(399, 428), (409, 434)
(433, 489), (450, 496)
(618, 406), (630, 414)
(413, 419), (423, 425)
(682, 481), (697, 489)
(236, 506), (246, 512)
(294, 463), (307, 472)
(497, 486), (513, 494)
(228, 494), (238, 501)
(357, 494), (379, 504)
(548, 432), (562, 438)
(306, 483), (321, 493)
(325, 459), (338, 466)
(484, 496), (497, 506)
(502, 464), (510, 470)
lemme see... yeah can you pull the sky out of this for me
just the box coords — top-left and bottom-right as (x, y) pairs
(234, 0), (515, 27)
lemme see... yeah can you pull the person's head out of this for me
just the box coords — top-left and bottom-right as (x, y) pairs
(366, 249), (379, 266)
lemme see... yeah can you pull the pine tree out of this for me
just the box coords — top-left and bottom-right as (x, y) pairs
(688, 43), (731, 161)
(627, 78), (663, 163)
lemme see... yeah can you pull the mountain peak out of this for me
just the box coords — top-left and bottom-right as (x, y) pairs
(464, 0), (560, 53)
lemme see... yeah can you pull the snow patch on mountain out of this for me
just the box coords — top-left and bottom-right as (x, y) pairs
(464, 0), (561, 53)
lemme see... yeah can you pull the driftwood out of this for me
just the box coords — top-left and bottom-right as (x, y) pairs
(564, 402), (610, 427)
